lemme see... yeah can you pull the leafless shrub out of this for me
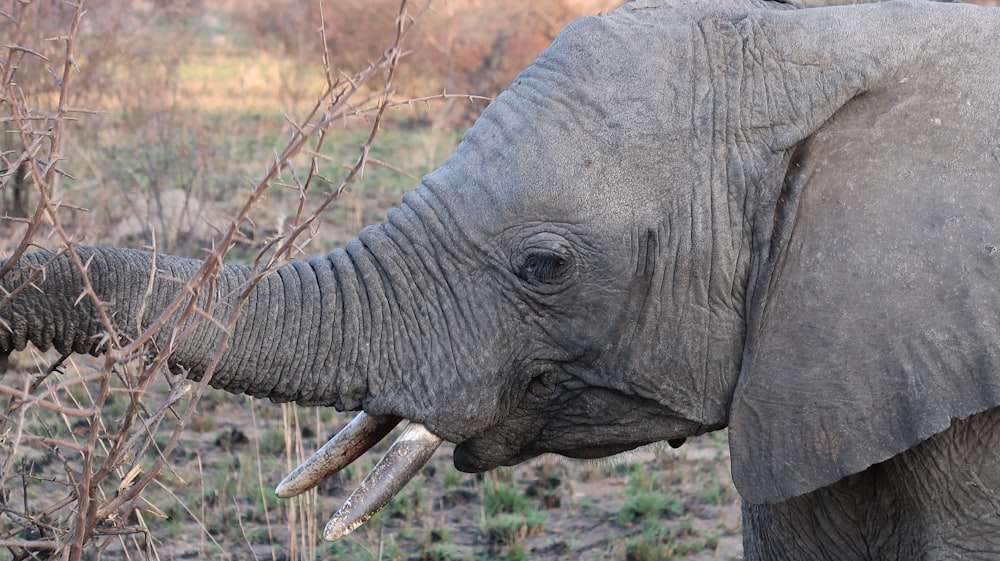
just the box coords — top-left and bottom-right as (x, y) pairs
(0, 1), (430, 558)
(0, 0), (197, 223)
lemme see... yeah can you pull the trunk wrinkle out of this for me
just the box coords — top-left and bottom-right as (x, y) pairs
(296, 259), (327, 402)
(325, 253), (351, 409)
(346, 240), (386, 405)
(361, 219), (438, 414)
(324, 248), (370, 410)
(380, 221), (429, 371)
(236, 268), (270, 391)
(269, 263), (304, 399)
(230, 268), (263, 393)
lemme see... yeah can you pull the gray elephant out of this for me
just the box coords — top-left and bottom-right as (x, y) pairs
(3, 0), (1000, 558)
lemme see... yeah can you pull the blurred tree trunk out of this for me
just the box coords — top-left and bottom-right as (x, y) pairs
(1, 132), (28, 219)
(9, 162), (28, 219)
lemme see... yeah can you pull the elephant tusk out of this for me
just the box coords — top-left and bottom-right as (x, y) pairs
(323, 422), (443, 541)
(275, 412), (401, 499)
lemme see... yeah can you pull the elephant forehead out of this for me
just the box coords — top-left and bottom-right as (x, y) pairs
(421, 16), (709, 232)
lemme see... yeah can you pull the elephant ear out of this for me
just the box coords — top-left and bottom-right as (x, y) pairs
(728, 2), (1000, 504)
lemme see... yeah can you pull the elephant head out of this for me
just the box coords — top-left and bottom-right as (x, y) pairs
(2, 0), (999, 548)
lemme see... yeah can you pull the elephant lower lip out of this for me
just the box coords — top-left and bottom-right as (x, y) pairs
(454, 441), (651, 472)
(557, 442), (645, 459)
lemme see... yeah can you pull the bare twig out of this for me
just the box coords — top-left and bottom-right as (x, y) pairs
(0, 0), (458, 558)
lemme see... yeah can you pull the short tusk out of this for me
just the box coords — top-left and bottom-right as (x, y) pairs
(323, 422), (443, 541)
(275, 412), (401, 499)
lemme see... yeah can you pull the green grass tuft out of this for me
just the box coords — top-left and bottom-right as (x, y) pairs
(481, 511), (547, 545)
(618, 490), (684, 524)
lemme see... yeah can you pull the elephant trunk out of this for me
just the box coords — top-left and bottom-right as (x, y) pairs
(0, 243), (389, 410)
(1, 241), (452, 539)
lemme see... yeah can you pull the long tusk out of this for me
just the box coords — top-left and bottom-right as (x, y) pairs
(275, 412), (401, 499)
(323, 422), (443, 541)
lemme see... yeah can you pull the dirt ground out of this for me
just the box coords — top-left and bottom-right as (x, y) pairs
(0, 359), (743, 560)
(152, 394), (745, 561)
(315, 438), (743, 561)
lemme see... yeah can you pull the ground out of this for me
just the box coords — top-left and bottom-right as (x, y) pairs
(162, 393), (745, 561)
(0, 364), (742, 560)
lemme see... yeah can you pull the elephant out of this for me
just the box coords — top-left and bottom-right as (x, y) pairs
(2, 0), (1000, 558)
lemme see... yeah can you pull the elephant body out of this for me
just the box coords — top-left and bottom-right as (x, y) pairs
(2, 0), (1000, 558)
(745, 408), (1000, 559)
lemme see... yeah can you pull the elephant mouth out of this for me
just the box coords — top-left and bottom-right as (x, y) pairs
(273, 400), (700, 541)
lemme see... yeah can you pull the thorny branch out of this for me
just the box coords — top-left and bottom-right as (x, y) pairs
(0, 0), (445, 558)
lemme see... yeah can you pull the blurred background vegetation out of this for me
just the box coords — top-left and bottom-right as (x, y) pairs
(0, 0), (617, 258)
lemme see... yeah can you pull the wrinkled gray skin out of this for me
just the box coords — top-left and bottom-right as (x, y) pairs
(2, 0), (1000, 558)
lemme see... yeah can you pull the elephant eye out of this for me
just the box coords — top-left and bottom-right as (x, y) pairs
(514, 232), (576, 287)
(520, 251), (570, 283)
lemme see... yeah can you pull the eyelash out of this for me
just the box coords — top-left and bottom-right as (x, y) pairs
(520, 252), (569, 282)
